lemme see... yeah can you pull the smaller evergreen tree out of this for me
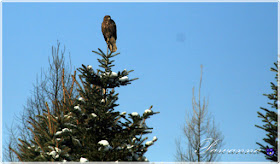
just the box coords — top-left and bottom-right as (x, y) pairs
(10, 70), (77, 162)
(255, 62), (278, 161)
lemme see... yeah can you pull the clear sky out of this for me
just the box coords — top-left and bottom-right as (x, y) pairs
(2, 2), (277, 162)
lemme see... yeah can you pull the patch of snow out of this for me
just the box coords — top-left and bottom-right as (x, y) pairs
(55, 147), (61, 154)
(110, 72), (118, 78)
(87, 65), (92, 70)
(152, 136), (157, 142)
(98, 140), (112, 151)
(55, 131), (62, 136)
(131, 112), (139, 117)
(48, 151), (59, 159)
(74, 105), (81, 111)
(98, 140), (109, 146)
(144, 109), (152, 114)
(145, 141), (153, 146)
(80, 157), (88, 162)
(78, 97), (85, 102)
(120, 111), (127, 115)
(127, 145), (134, 149)
(62, 128), (72, 133)
(119, 76), (129, 82)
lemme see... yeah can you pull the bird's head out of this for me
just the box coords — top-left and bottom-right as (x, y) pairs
(104, 15), (111, 21)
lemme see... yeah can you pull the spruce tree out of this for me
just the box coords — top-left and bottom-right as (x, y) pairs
(69, 48), (159, 161)
(6, 42), (77, 162)
(10, 70), (77, 162)
(11, 48), (159, 162)
(255, 62), (278, 161)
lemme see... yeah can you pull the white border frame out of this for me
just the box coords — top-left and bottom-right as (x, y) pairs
(1, 0), (2, 162)
(0, 0), (278, 163)
(0, 0), (279, 2)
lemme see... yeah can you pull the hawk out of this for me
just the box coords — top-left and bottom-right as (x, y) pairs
(102, 15), (117, 52)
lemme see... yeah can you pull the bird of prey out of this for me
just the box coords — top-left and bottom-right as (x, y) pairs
(101, 15), (117, 52)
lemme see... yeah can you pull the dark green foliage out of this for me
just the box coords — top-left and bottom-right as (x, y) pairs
(255, 62), (278, 161)
(10, 89), (78, 162)
(70, 49), (158, 161)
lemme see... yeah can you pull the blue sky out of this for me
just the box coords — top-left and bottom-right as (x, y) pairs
(2, 2), (277, 162)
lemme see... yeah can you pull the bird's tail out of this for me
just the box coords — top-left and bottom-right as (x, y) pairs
(108, 37), (117, 53)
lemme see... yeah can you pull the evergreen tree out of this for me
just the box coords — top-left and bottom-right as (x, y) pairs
(10, 69), (77, 162)
(71, 48), (159, 161)
(255, 62), (278, 162)
(11, 48), (159, 162)
(6, 42), (77, 162)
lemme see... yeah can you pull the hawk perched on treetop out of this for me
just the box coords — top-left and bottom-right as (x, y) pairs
(102, 15), (117, 52)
